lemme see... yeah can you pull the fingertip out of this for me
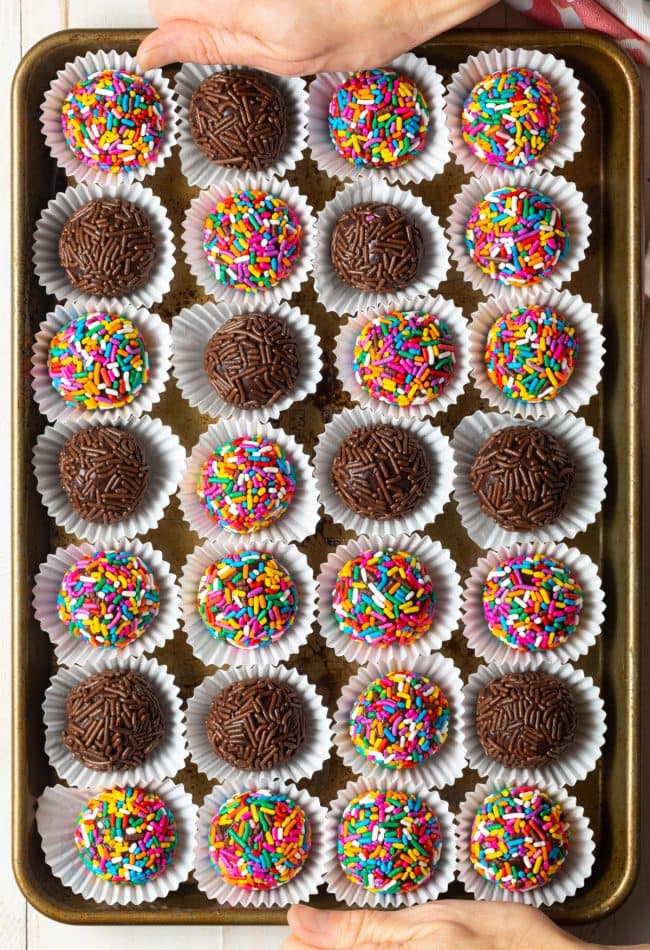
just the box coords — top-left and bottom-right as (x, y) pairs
(136, 31), (168, 70)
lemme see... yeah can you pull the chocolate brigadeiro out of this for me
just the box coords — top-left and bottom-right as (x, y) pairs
(58, 197), (157, 297)
(189, 69), (287, 170)
(469, 424), (575, 530)
(331, 201), (423, 292)
(63, 669), (165, 771)
(59, 425), (149, 524)
(476, 670), (578, 768)
(204, 312), (300, 409)
(331, 423), (430, 519)
(205, 677), (307, 771)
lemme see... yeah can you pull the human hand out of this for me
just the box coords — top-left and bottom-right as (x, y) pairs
(137, 0), (497, 73)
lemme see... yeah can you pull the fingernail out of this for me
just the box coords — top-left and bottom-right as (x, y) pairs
(291, 905), (332, 933)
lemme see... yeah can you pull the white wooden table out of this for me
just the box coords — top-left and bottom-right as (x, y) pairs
(1, 2), (647, 947)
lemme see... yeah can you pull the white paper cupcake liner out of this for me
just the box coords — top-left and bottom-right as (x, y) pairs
(313, 407), (453, 536)
(171, 298), (322, 422)
(445, 48), (584, 179)
(31, 301), (172, 425)
(33, 415), (186, 545)
(456, 781), (594, 906)
(313, 179), (448, 317)
(316, 533), (462, 665)
(447, 170), (590, 302)
(36, 779), (197, 905)
(186, 663), (331, 784)
(178, 419), (318, 545)
(182, 176), (314, 307)
(174, 63), (308, 189)
(461, 659), (605, 788)
(194, 779), (327, 906)
(334, 293), (470, 420)
(324, 777), (455, 907)
(308, 53), (450, 186)
(461, 541), (604, 668)
(40, 49), (179, 186)
(333, 656), (466, 790)
(33, 179), (176, 311)
(33, 538), (180, 669)
(451, 410), (606, 548)
(468, 287), (604, 420)
(43, 653), (187, 788)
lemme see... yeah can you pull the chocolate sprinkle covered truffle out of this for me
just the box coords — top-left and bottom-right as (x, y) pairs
(58, 198), (157, 297)
(63, 669), (165, 772)
(331, 202), (423, 292)
(469, 425), (575, 530)
(204, 312), (300, 409)
(59, 426), (149, 524)
(331, 423), (430, 520)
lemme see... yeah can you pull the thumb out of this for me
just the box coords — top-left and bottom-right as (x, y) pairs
(287, 903), (436, 949)
(136, 19), (246, 70)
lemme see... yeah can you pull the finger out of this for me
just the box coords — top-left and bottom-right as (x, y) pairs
(287, 903), (436, 948)
(137, 20), (247, 69)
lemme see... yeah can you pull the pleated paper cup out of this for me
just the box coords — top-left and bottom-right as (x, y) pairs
(32, 301), (172, 425)
(43, 654), (187, 788)
(468, 288), (604, 419)
(445, 48), (584, 179)
(178, 419), (318, 545)
(456, 781), (594, 906)
(324, 778), (455, 907)
(180, 538), (317, 668)
(33, 538), (180, 669)
(186, 663), (331, 784)
(171, 298), (322, 422)
(194, 779), (327, 906)
(461, 541), (604, 668)
(447, 171), (590, 302)
(316, 533), (462, 665)
(313, 179), (449, 317)
(334, 293), (470, 420)
(182, 176), (315, 307)
(333, 656), (466, 790)
(313, 407), (453, 536)
(41, 49), (179, 186)
(36, 779), (197, 905)
(33, 415), (186, 545)
(308, 53), (450, 185)
(174, 63), (308, 188)
(33, 179), (176, 311)
(451, 410), (606, 548)
(461, 660), (605, 788)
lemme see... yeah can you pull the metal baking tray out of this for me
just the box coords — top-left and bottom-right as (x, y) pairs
(12, 28), (642, 925)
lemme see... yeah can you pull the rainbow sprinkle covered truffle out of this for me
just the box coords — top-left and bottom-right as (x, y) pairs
(328, 69), (429, 168)
(337, 789), (442, 893)
(464, 186), (569, 286)
(61, 69), (165, 173)
(469, 785), (570, 891)
(56, 550), (160, 649)
(349, 671), (450, 769)
(332, 549), (436, 648)
(74, 786), (177, 885)
(482, 554), (583, 652)
(461, 67), (560, 169)
(209, 789), (311, 890)
(202, 190), (303, 292)
(196, 435), (297, 534)
(484, 305), (578, 402)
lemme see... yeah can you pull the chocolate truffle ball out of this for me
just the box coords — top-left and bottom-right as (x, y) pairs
(58, 198), (157, 297)
(331, 202), (423, 292)
(331, 423), (430, 520)
(204, 312), (300, 409)
(63, 669), (164, 771)
(205, 677), (306, 770)
(189, 69), (287, 170)
(476, 671), (577, 768)
(469, 424), (575, 530)
(59, 425), (149, 524)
